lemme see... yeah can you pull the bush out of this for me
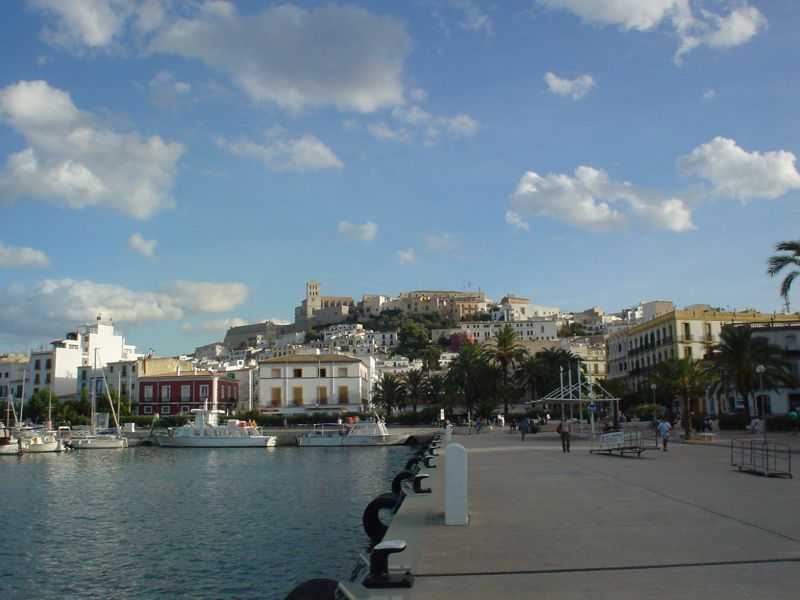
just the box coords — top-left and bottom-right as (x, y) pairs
(717, 413), (749, 430)
(766, 415), (790, 432)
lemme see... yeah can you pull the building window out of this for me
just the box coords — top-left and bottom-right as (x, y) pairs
(338, 386), (349, 404)
(292, 387), (303, 406)
(200, 384), (209, 399)
(271, 387), (282, 406)
(46, 359), (52, 370)
(144, 385), (153, 402)
(684, 347), (693, 358)
(161, 405), (171, 415)
(293, 368), (303, 378)
(271, 368), (280, 378)
(181, 405), (190, 413)
(181, 385), (191, 401)
(318, 387), (328, 405)
(319, 368), (327, 378)
(45, 373), (51, 384)
(161, 386), (171, 401)
(144, 406), (152, 415)
(35, 359), (41, 370)
(34, 374), (40, 384)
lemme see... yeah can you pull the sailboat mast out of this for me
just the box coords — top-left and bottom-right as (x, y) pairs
(19, 367), (26, 426)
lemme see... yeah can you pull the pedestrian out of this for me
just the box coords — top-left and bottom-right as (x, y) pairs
(518, 418), (529, 441)
(475, 417), (482, 434)
(789, 407), (799, 436)
(557, 417), (571, 453)
(509, 418), (516, 434)
(657, 418), (672, 451)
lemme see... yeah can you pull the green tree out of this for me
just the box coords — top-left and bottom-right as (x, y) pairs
(558, 322), (587, 338)
(708, 325), (795, 422)
(650, 357), (712, 439)
(446, 342), (486, 417)
(372, 373), (406, 416)
(422, 346), (442, 371)
(24, 390), (57, 423)
(482, 326), (528, 418)
(533, 347), (578, 396)
(767, 240), (800, 312)
(401, 369), (428, 413)
(425, 373), (447, 407)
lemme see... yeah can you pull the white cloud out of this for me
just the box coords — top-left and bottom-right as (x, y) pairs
(29, 0), (132, 51)
(150, 3), (411, 113)
(505, 211), (530, 231)
(538, 0), (766, 60)
(702, 88), (715, 101)
(148, 70), (192, 109)
(389, 105), (479, 141)
(677, 137), (800, 201)
(508, 166), (693, 232)
(544, 72), (596, 100)
(0, 241), (51, 269)
(216, 132), (343, 172)
(0, 80), (184, 219)
(165, 281), (249, 313)
(426, 233), (458, 252)
(453, 0), (493, 34)
(127, 233), (157, 260)
(183, 317), (248, 335)
(367, 122), (412, 143)
(339, 221), (378, 243)
(397, 248), (416, 265)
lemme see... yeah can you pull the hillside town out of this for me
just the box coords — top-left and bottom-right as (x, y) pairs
(3, 278), (800, 423)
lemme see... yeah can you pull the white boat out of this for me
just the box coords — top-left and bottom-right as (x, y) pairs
(156, 377), (276, 448)
(18, 429), (66, 453)
(296, 420), (409, 447)
(0, 424), (20, 455)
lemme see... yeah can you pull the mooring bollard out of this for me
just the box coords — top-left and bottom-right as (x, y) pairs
(445, 423), (453, 442)
(445, 443), (468, 525)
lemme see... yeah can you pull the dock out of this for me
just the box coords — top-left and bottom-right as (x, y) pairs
(337, 428), (800, 599)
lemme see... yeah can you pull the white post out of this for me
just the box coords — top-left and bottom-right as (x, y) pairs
(445, 422), (453, 442)
(445, 443), (468, 526)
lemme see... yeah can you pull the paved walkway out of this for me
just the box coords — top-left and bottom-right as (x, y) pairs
(359, 428), (800, 599)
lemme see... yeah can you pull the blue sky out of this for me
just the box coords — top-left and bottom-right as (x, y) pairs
(1, 0), (798, 356)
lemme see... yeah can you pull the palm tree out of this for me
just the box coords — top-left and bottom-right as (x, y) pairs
(425, 373), (447, 407)
(372, 373), (406, 416)
(446, 342), (486, 418)
(767, 240), (800, 312)
(401, 369), (428, 413)
(534, 347), (578, 395)
(650, 357), (712, 439)
(513, 355), (546, 404)
(482, 326), (529, 418)
(708, 325), (795, 422)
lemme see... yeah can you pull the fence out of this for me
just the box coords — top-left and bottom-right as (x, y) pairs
(730, 439), (792, 477)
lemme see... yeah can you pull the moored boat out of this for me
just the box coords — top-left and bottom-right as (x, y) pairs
(18, 429), (65, 453)
(1, 424), (20, 455)
(296, 419), (409, 447)
(157, 413), (277, 448)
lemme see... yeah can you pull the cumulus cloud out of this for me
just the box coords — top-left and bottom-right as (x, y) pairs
(426, 233), (458, 252)
(678, 137), (800, 201)
(397, 248), (416, 265)
(544, 72), (595, 99)
(380, 105), (478, 143)
(538, 0), (766, 60)
(339, 221), (378, 243)
(216, 131), (343, 172)
(165, 280), (249, 313)
(149, 2), (410, 114)
(0, 80), (184, 218)
(182, 317), (248, 335)
(508, 166), (693, 232)
(0, 241), (51, 269)
(148, 70), (192, 109)
(127, 233), (157, 260)
(505, 211), (530, 231)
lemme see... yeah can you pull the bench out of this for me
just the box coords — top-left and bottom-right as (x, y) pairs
(697, 432), (716, 443)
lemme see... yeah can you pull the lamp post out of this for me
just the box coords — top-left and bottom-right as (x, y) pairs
(756, 364), (767, 444)
(651, 383), (657, 423)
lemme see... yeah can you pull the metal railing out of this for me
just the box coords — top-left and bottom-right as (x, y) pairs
(730, 440), (792, 477)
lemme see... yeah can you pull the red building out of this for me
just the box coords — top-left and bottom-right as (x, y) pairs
(137, 372), (239, 416)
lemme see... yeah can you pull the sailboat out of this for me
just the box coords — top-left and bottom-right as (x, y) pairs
(1, 397), (21, 455)
(69, 350), (128, 450)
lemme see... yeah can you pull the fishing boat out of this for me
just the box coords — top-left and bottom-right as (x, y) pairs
(296, 419), (409, 447)
(156, 376), (277, 448)
(0, 424), (20, 455)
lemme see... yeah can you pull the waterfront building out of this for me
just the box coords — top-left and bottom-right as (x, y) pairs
(625, 305), (800, 392)
(0, 353), (28, 402)
(137, 371), (237, 416)
(258, 353), (370, 414)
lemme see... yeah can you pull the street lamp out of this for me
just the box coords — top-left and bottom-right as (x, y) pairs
(651, 383), (657, 423)
(756, 364), (767, 444)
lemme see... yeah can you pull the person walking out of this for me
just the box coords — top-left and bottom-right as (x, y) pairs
(789, 407), (799, 436)
(657, 418), (672, 451)
(557, 417), (571, 453)
(518, 418), (529, 441)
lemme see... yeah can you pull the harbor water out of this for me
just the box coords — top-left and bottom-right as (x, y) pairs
(0, 445), (414, 599)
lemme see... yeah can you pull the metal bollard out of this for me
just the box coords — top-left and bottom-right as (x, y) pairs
(413, 472), (431, 494)
(361, 540), (414, 589)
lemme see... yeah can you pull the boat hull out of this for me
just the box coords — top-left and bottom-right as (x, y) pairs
(296, 433), (408, 447)
(157, 435), (277, 448)
(20, 440), (61, 453)
(69, 436), (128, 449)
(0, 442), (20, 455)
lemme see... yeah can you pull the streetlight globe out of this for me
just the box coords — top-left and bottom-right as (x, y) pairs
(651, 383), (657, 391)
(756, 364), (765, 374)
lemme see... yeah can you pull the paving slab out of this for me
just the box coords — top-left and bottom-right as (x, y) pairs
(374, 429), (800, 600)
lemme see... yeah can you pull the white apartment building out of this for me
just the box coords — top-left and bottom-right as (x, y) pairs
(0, 353), (28, 400)
(258, 353), (370, 414)
(26, 317), (140, 399)
(491, 295), (559, 322)
(445, 320), (560, 344)
(560, 338), (607, 384)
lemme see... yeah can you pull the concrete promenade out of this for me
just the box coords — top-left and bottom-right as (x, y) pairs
(367, 427), (800, 599)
